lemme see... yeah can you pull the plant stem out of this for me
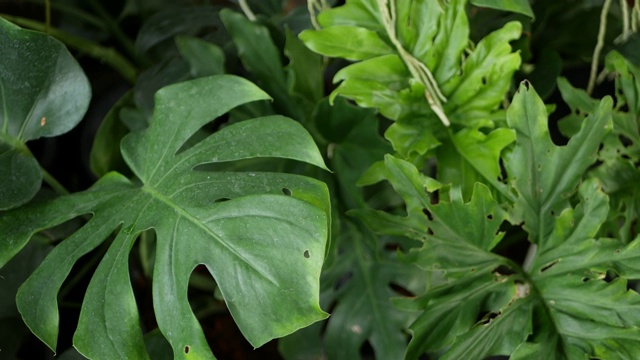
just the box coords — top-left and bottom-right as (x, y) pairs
(44, 0), (50, 34)
(587, 0), (613, 95)
(619, 0), (630, 42)
(238, 0), (257, 21)
(1, 14), (137, 84)
(87, 0), (138, 62)
(376, 0), (450, 126)
(41, 166), (70, 195)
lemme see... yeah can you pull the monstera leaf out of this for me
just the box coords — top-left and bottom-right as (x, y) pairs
(0, 18), (91, 210)
(300, 0), (520, 199)
(0, 75), (330, 359)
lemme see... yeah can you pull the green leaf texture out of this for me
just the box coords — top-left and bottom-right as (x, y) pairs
(357, 82), (640, 359)
(1, 75), (330, 359)
(300, 0), (521, 198)
(0, 18), (91, 209)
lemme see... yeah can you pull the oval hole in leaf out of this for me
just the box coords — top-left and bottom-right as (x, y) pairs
(282, 187), (292, 196)
(303, 250), (310, 258)
(184, 345), (190, 354)
(422, 208), (433, 221)
(214, 198), (231, 203)
(486, 214), (494, 220)
(389, 282), (414, 297)
(540, 259), (559, 273)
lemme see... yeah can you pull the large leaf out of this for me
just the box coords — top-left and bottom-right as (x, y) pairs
(0, 18), (91, 209)
(1, 75), (330, 359)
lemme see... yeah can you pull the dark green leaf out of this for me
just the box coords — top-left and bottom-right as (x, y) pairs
(0, 18), (91, 209)
(3, 75), (330, 358)
(175, 35), (225, 78)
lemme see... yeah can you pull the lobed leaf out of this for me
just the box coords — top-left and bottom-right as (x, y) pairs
(2, 75), (330, 359)
(505, 81), (612, 244)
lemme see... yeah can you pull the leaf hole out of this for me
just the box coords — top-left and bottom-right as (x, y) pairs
(427, 228), (434, 235)
(493, 264), (515, 276)
(184, 345), (190, 354)
(389, 282), (415, 297)
(481, 76), (487, 85)
(540, 259), (559, 273)
(282, 187), (292, 196)
(478, 311), (501, 325)
(422, 208), (433, 221)
(214, 198), (231, 203)
(550, 210), (555, 216)
(385, 243), (400, 251)
(487, 214), (494, 220)
(304, 250), (310, 258)
(522, 80), (530, 90)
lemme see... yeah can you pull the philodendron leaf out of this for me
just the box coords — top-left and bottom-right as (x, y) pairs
(357, 157), (529, 358)
(0, 18), (91, 209)
(1, 75), (330, 359)
(300, 0), (521, 198)
(511, 179), (640, 359)
(505, 81), (612, 244)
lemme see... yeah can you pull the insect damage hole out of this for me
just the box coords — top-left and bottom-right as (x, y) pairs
(304, 249), (310, 258)
(282, 187), (292, 196)
(184, 345), (190, 354)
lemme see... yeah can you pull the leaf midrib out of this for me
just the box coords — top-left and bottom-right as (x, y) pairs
(141, 184), (279, 286)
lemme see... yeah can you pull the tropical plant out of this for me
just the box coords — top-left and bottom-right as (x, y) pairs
(2, 0), (640, 359)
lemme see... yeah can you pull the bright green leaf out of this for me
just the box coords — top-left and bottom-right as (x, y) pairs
(299, 25), (393, 61)
(470, 0), (534, 18)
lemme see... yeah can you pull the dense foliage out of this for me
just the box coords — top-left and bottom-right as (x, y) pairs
(2, 0), (640, 359)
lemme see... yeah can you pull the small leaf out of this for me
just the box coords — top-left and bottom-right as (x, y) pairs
(470, 0), (534, 18)
(0, 18), (91, 209)
(300, 25), (394, 61)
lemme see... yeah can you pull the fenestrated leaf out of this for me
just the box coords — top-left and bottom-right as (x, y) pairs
(0, 18), (91, 209)
(505, 81), (613, 245)
(2, 75), (330, 359)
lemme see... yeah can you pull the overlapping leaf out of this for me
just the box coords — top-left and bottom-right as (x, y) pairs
(300, 0), (520, 198)
(0, 18), (91, 209)
(557, 52), (640, 243)
(506, 81), (612, 244)
(0, 75), (330, 359)
(354, 154), (529, 359)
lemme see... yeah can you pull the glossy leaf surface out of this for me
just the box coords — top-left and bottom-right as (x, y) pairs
(1, 75), (330, 359)
(0, 18), (91, 209)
